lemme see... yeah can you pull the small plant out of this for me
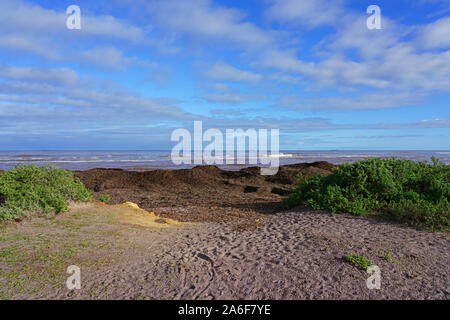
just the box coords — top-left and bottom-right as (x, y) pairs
(0, 164), (92, 221)
(98, 194), (111, 203)
(344, 254), (372, 270)
(384, 251), (392, 262)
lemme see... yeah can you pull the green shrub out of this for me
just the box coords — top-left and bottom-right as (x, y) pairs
(98, 194), (111, 203)
(384, 251), (392, 262)
(344, 254), (372, 270)
(0, 164), (92, 221)
(285, 158), (450, 230)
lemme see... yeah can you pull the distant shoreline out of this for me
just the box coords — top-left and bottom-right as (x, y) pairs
(0, 150), (449, 171)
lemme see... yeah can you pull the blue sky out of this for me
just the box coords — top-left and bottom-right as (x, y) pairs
(0, 0), (449, 150)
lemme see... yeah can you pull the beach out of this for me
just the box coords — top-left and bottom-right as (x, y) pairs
(2, 0), (449, 307)
(0, 161), (449, 299)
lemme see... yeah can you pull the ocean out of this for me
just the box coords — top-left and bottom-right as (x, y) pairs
(0, 150), (448, 171)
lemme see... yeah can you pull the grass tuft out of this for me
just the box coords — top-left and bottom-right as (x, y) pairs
(344, 254), (372, 270)
(98, 194), (111, 203)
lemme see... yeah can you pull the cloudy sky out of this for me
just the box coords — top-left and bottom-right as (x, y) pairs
(0, 0), (449, 150)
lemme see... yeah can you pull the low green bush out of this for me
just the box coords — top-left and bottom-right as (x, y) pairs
(285, 157), (449, 230)
(0, 164), (92, 220)
(98, 194), (111, 203)
(344, 254), (372, 270)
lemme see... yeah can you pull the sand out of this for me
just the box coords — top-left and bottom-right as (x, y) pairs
(5, 203), (444, 300)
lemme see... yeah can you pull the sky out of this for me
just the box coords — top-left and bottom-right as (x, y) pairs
(0, 0), (449, 150)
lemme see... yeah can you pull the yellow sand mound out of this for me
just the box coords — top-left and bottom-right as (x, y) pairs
(110, 201), (182, 228)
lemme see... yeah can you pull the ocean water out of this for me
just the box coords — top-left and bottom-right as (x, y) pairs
(0, 150), (448, 171)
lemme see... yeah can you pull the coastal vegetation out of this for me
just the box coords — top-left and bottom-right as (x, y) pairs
(344, 254), (373, 270)
(0, 164), (91, 221)
(285, 158), (450, 230)
(98, 194), (111, 203)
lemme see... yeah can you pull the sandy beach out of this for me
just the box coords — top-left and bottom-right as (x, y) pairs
(0, 162), (448, 300)
(1, 202), (448, 300)
(2, 0), (449, 306)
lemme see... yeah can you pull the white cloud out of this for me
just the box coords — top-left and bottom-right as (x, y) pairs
(267, 73), (300, 85)
(0, 65), (195, 128)
(148, 0), (274, 50)
(275, 92), (427, 111)
(205, 62), (262, 82)
(78, 47), (140, 70)
(258, 14), (450, 93)
(373, 118), (450, 129)
(0, 66), (78, 85)
(266, 0), (343, 28)
(0, 0), (163, 71)
(0, 35), (63, 60)
(321, 15), (410, 59)
(81, 15), (148, 43)
(258, 49), (306, 73)
(0, 0), (149, 42)
(417, 16), (450, 49)
(200, 93), (255, 104)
